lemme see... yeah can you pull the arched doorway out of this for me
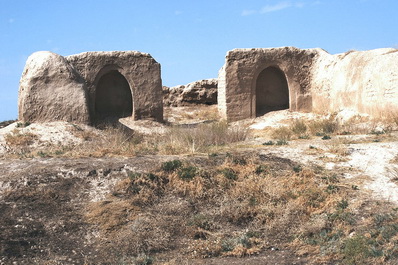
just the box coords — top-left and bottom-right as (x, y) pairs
(255, 66), (289, 117)
(95, 70), (132, 123)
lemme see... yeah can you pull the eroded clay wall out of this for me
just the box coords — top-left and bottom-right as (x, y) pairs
(67, 51), (163, 122)
(218, 47), (398, 121)
(218, 47), (318, 121)
(18, 50), (163, 124)
(311, 48), (398, 116)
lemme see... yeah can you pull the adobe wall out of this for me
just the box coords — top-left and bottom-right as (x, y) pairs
(18, 51), (163, 124)
(218, 47), (398, 121)
(311, 48), (398, 116)
(218, 47), (319, 121)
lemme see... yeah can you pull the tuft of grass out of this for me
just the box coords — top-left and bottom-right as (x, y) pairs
(290, 119), (308, 138)
(270, 126), (292, 141)
(308, 119), (338, 136)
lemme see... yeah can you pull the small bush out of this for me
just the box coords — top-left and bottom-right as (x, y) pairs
(255, 165), (268, 175)
(16, 121), (31, 128)
(188, 214), (212, 230)
(220, 168), (238, 180)
(308, 119), (338, 136)
(231, 156), (247, 165)
(263, 140), (274, 146)
(342, 235), (370, 265)
(37, 151), (50, 158)
(290, 119), (307, 136)
(293, 165), (302, 173)
(270, 126), (292, 141)
(322, 135), (332, 140)
(178, 166), (197, 181)
(276, 139), (288, 145)
(128, 172), (142, 180)
(337, 199), (349, 210)
(161, 160), (182, 172)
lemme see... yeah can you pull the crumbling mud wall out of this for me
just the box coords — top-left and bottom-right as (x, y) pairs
(218, 47), (318, 121)
(218, 47), (398, 121)
(311, 48), (398, 116)
(18, 51), (163, 124)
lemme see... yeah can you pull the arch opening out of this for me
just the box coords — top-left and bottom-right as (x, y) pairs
(95, 70), (132, 123)
(255, 66), (289, 117)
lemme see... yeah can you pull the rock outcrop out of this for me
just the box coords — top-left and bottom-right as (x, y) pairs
(163, 79), (217, 106)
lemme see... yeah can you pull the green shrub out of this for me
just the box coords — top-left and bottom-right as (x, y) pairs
(342, 235), (369, 265)
(128, 172), (142, 180)
(276, 139), (288, 145)
(161, 160), (182, 172)
(337, 199), (349, 210)
(37, 151), (50, 158)
(178, 166), (197, 181)
(293, 165), (302, 173)
(220, 168), (238, 180)
(255, 165), (268, 175)
(263, 140), (274, 146)
(16, 121), (31, 128)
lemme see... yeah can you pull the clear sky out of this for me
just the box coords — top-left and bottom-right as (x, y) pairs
(1, 0), (397, 121)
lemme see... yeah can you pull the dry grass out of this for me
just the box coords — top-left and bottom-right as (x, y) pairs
(156, 121), (248, 154)
(164, 105), (220, 124)
(1, 120), (248, 159)
(83, 153), (398, 264)
(4, 129), (38, 146)
(270, 126), (293, 141)
(4, 129), (39, 157)
(326, 138), (352, 156)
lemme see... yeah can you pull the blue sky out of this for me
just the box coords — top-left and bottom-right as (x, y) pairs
(1, 0), (397, 121)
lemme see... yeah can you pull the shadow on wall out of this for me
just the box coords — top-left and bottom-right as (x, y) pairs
(94, 70), (133, 125)
(255, 66), (289, 117)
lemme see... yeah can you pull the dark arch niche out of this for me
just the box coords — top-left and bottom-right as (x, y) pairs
(256, 66), (289, 117)
(95, 70), (133, 123)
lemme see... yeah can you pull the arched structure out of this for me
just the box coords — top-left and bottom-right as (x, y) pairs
(94, 70), (133, 123)
(255, 66), (289, 116)
(66, 51), (163, 124)
(218, 47), (315, 121)
(18, 51), (163, 124)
